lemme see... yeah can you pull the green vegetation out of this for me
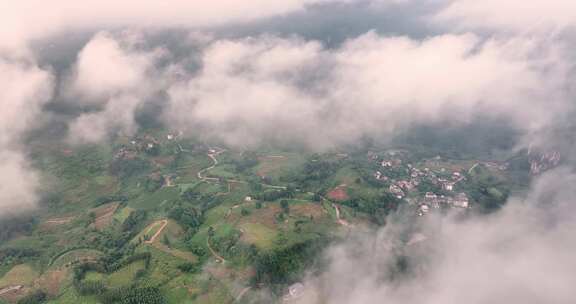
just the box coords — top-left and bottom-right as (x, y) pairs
(0, 128), (532, 303)
(0, 264), (38, 287)
(17, 290), (47, 304)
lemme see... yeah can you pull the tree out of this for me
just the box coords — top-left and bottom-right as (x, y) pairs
(280, 200), (290, 214)
(177, 262), (201, 273)
(276, 212), (285, 222)
(145, 176), (163, 192)
(168, 205), (201, 229)
(0, 216), (36, 244)
(312, 193), (322, 202)
(182, 189), (199, 202)
(122, 210), (147, 232)
(255, 238), (329, 286)
(162, 234), (171, 248)
(235, 151), (259, 172)
(17, 290), (47, 304)
(110, 158), (151, 179)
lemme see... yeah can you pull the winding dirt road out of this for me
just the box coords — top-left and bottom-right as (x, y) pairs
(235, 286), (252, 303)
(197, 148), (225, 181)
(144, 220), (168, 244)
(332, 203), (351, 227)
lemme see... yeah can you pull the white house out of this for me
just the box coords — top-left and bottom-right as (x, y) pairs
(453, 193), (469, 208)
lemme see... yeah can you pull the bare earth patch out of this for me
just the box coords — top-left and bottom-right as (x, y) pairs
(0, 286), (29, 303)
(0, 264), (38, 302)
(40, 216), (76, 231)
(35, 269), (68, 296)
(327, 185), (349, 201)
(291, 203), (326, 218)
(92, 202), (120, 230)
(241, 205), (282, 229)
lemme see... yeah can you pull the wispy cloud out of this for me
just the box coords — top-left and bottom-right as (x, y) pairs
(0, 58), (53, 216)
(295, 168), (576, 304)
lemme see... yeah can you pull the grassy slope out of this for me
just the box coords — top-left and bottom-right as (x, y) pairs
(2, 135), (427, 303)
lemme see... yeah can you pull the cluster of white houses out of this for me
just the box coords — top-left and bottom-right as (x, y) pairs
(417, 192), (470, 216)
(375, 159), (466, 200)
(370, 153), (472, 216)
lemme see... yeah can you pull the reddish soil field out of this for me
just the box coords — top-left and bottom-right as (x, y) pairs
(36, 270), (68, 296)
(0, 286), (29, 303)
(92, 203), (119, 230)
(327, 186), (349, 201)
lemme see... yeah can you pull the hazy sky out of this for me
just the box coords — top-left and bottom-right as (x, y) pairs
(1, 1), (576, 302)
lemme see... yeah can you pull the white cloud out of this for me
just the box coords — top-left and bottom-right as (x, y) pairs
(0, 151), (41, 216)
(163, 33), (570, 149)
(69, 32), (158, 100)
(0, 0), (323, 55)
(0, 58), (53, 215)
(165, 37), (326, 147)
(295, 169), (576, 304)
(67, 32), (167, 143)
(0, 59), (54, 145)
(68, 95), (142, 143)
(435, 0), (576, 32)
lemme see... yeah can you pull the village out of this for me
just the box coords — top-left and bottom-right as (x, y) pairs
(369, 151), (471, 217)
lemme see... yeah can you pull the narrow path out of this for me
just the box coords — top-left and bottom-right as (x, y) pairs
(264, 155), (287, 159)
(44, 216), (75, 225)
(235, 286), (252, 303)
(197, 150), (224, 181)
(224, 204), (243, 219)
(468, 163), (480, 174)
(144, 220), (168, 244)
(227, 179), (287, 190)
(197, 147), (288, 190)
(261, 184), (288, 190)
(315, 193), (352, 227)
(207, 237), (226, 263)
(0, 285), (23, 296)
(332, 203), (351, 227)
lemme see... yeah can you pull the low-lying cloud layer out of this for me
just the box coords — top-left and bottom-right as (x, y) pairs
(5, 0), (575, 152)
(294, 169), (576, 303)
(0, 58), (52, 216)
(2, 0), (576, 210)
(65, 31), (572, 150)
(66, 32), (167, 143)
